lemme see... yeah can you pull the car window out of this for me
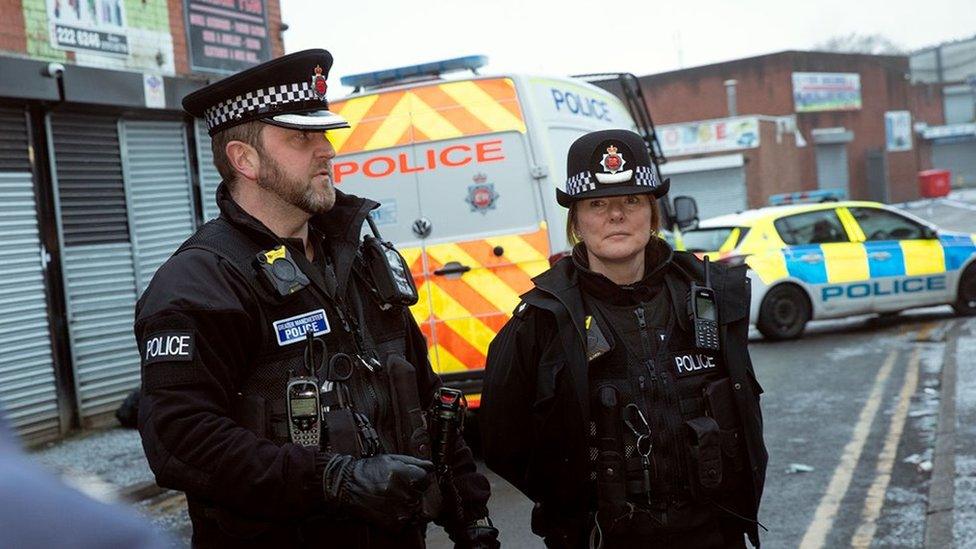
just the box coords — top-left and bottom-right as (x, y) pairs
(774, 209), (849, 245)
(849, 207), (928, 241)
(682, 227), (747, 252)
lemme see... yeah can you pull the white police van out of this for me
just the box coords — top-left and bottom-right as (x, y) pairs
(326, 57), (685, 402)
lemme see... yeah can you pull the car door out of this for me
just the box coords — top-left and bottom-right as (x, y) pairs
(773, 207), (870, 318)
(846, 206), (949, 311)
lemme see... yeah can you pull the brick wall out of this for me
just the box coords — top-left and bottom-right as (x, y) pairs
(747, 121), (805, 207)
(0, 0), (26, 53)
(266, 0), (283, 58)
(3, 0), (284, 76)
(642, 51), (921, 204)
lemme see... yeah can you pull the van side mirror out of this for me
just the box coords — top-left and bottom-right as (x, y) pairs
(673, 195), (699, 231)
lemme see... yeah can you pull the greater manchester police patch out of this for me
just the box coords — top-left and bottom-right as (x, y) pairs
(273, 309), (331, 346)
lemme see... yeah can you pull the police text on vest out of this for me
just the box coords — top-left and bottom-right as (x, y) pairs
(674, 353), (716, 377)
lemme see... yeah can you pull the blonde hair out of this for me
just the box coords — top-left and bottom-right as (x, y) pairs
(566, 194), (660, 246)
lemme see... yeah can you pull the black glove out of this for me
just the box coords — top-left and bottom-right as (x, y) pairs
(323, 453), (434, 532)
(449, 518), (501, 549)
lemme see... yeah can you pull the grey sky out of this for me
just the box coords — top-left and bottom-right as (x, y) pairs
(281, 0), (975, 94)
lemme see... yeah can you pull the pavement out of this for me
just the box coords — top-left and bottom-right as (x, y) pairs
(19, 188), (976, 548)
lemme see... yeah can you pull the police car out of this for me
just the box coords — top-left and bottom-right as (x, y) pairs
(682, 201), (976, 339)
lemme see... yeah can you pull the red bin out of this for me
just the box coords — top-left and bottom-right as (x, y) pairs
(918, 169), (951, 198)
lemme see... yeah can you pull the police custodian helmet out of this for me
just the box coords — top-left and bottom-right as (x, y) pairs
(557, 129), (669, 207)
(182, 49), (350, 136)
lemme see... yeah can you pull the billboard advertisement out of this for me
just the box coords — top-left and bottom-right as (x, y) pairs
(793, 72), (862, 113)
(46, 0), (128, 56)
(185, 0), (272, 74)
(657, 116), (760, 157)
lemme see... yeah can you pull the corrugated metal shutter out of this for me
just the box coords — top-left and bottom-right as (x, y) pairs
(49, 113), (140, 421)
(668, 167), (748, 220)
(0, 108), (60, 440)
(195, 119), (221, 221)
(932, 140), (976, 187)
(816, 143), (850, 194)
(0, 107), (32, 171)
(122, 119), (196, 295)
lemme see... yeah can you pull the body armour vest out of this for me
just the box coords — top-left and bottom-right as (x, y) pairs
(583, 280), (746, 530)
(177, 217), (421, 458)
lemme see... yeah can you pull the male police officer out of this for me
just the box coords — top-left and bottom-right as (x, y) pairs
(135, 49), (498, 548)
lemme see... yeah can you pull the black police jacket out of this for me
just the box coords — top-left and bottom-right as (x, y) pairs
(135, 184), (488, 547)
(481, 248), (767, 546)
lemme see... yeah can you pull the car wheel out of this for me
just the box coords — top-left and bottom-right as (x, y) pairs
(952, 263), (976, 316)
(758, 284), (811, 340)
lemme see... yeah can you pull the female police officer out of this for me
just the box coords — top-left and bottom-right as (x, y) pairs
(481, 129), (767, 548)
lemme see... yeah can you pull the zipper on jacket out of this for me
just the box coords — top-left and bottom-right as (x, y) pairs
(635, 306), (653, 361)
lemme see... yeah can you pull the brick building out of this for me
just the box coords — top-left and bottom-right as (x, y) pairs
(637, 51), (922, 218)
(0, 0), (283, 442)
(909, 35), (976, 187)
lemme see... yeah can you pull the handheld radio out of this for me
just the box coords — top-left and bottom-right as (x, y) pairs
(690, 256), (720, 351)
(287, 332), (323, 448)
(362, 216), (419, 307)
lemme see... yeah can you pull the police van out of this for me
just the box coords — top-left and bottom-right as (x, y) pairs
(328, 56), (684, 404)
(682, 201), (976, 340)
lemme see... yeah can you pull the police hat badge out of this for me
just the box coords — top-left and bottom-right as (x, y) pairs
(312, 65), (328, 100)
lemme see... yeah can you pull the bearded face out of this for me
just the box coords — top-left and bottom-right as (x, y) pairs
(257, 154), (335, 215)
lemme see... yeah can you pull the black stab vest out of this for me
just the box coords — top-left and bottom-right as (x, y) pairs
(584, 282), (746, 523)
(176, 217), (415, 456)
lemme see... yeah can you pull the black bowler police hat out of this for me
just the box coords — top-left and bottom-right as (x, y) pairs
(182, 49), (350, 136)
(557, 129), (669, 207)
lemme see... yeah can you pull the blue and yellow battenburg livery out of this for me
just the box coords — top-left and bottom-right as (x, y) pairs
(684, 201), (976, 339)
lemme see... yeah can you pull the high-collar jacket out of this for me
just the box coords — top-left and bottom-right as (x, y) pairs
(480, 244), (768, 546)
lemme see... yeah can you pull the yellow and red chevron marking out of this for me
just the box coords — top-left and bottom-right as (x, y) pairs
(403, 227), (550, 374)
(329, 78), (526, 155)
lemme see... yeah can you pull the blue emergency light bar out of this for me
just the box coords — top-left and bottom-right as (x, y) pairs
(768, 188), (847, 206)
(340, 55), (488, 90)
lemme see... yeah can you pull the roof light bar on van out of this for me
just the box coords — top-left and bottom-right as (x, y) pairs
(340, 55), (489, 92)
(768, 188), (847, 206)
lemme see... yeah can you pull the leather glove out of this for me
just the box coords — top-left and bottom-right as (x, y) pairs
(449, 518), (501, 549)
(323, 453), (434, 532)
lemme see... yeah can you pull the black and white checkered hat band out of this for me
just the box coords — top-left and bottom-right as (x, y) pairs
(566, 171), (594, 196)
(565, 165), (659, 196)
(632, 165), (659, 187)
(204, 82), (318, 130)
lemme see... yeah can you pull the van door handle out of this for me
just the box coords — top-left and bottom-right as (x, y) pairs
(869, 251), (892, 261)
(433, 262), (471, 276)
(799, 253), (824, 264)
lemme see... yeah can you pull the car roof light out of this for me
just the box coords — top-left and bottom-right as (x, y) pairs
(340, 55), (489, 91)
(768, 188), (847, 206)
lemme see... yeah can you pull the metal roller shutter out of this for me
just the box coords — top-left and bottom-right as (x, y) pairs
(0, 107), (60, 441)
(932, 140), (976, 187)
(195, 119), (221, 221)
(122, 119), (196, 295)
(816, 143), (850, 193)
(668, 167), (748, 220)
(48, 113), (140, 421)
